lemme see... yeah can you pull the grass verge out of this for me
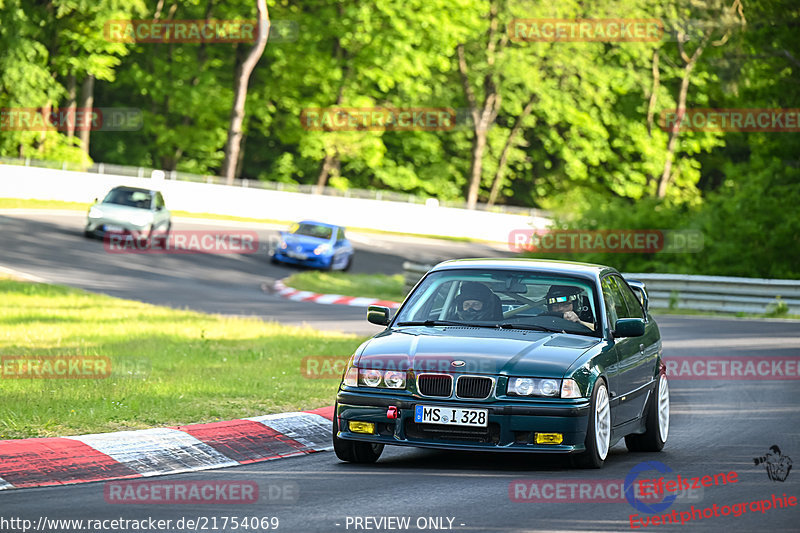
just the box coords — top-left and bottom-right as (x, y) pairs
(284, 272), (406, 303)
(0, 279), (363, 439)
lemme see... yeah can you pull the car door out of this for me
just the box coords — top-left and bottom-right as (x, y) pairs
(615, 275), (661, 421)
(603, 274), (657, 424)
(601, 274), (644, 426)
(600, 275), (628, 426)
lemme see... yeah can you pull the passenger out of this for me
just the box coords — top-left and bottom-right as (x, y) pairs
(455, 281), (501, 321)
(544, 285), (595, 331)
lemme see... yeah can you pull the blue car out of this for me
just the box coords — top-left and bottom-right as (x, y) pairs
(271, 221), (354, 271)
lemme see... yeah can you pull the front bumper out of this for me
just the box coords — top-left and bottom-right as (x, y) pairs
(86, 218), (150, 238)
(272, 250), (332, 268)
(336, 390), (591, 453)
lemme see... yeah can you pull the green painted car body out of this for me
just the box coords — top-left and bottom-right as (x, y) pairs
(334, 259), (667, 466)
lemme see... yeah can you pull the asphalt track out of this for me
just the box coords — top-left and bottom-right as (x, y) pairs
(0, 211), (512, 335)
(1, 211), (799, 532)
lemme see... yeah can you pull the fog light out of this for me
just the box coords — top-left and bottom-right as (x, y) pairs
(535, 432), (563, 444)
(348, 421), (375, 434)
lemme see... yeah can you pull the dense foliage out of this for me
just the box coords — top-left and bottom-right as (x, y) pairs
(1, 0), (797, 276)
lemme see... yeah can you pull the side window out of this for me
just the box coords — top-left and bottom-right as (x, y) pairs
(156, 192), (165, 209)
(601, 276), (626, 328)
(615, 276), (645, 319)
(337, 228), (346, 242)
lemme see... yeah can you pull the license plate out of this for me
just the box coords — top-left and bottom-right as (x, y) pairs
(287, 251), (307, 260)
(105, 224), (124, 233)
(414, 405), (488, 427)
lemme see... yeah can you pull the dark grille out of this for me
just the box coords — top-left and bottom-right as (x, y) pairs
(456, 376), (493, 399)
(405, 421), (501, 444)
(417, 374), (452, 397)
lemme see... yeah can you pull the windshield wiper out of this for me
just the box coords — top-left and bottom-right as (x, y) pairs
(496, 323), (564, 333)
(396, 320), (488, 328)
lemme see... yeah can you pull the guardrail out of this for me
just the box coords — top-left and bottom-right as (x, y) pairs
(0, 157), (547, 218)
(402, 262), (799, 315)
(622, 273), (799, 315)
(0, 164), (549, 243)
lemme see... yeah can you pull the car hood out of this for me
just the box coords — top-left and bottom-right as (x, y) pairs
(280, 232), (330, 251)
(95, 203), (153, 223)
(355, 328), (600, 378)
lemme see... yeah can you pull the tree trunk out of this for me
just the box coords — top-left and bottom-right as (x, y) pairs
(78, 75), (95, 154)
(657, 44), (704, 198)
(314, 3), (346, 192)
(316, 151), (340, 191)
(487, 94), (536, 206)
(457, 0), (502, 209)
(65, 74), (77, 139)
(222, 0), (269, 185)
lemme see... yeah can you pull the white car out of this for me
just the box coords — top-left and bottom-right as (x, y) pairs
(84, 186), (171, 242)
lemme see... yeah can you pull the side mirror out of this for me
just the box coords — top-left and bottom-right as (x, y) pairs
(367, 305), (391, 326)
(93, 198), (98, 204)
(626, 279), (649, 312)
(614, 318), (646, 338)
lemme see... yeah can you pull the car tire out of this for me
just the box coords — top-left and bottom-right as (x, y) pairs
(153, 222), (171, 247)
(342, 255), (353, 272)
(625, 372), (669, 452)
(573, 378), (611, 469)
(332, 406), (384, 463)
(83, 226), (94, 239)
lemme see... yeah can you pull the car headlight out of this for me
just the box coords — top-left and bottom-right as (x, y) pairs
(280, 241), (288, 249)
(314, 243), (331, 255)
(508, 377), (536, 396)
(88, 206), (103, 218)
(508, 377), (563, 397)
(384, 371), (406, 389)
(129, 213), (153, 227)
(360, 368), (383, 387)
(343, 366), (407, 390)
(540, 379), (559, 396)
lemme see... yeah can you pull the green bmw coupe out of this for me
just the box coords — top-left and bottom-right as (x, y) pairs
(332, 259), (669, 468)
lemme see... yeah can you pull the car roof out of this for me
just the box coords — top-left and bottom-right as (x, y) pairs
(110, 186), (157, 194)
(429, 258), (617, 281)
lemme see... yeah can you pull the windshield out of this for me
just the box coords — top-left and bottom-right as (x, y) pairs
(394, 269), (600, 336)
(292, 223), (333, 240)
(102, 188), (152, 209)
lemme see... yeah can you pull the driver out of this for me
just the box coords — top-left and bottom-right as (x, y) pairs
(455, 281), (498, 321)
(544, 285), (595, 331)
